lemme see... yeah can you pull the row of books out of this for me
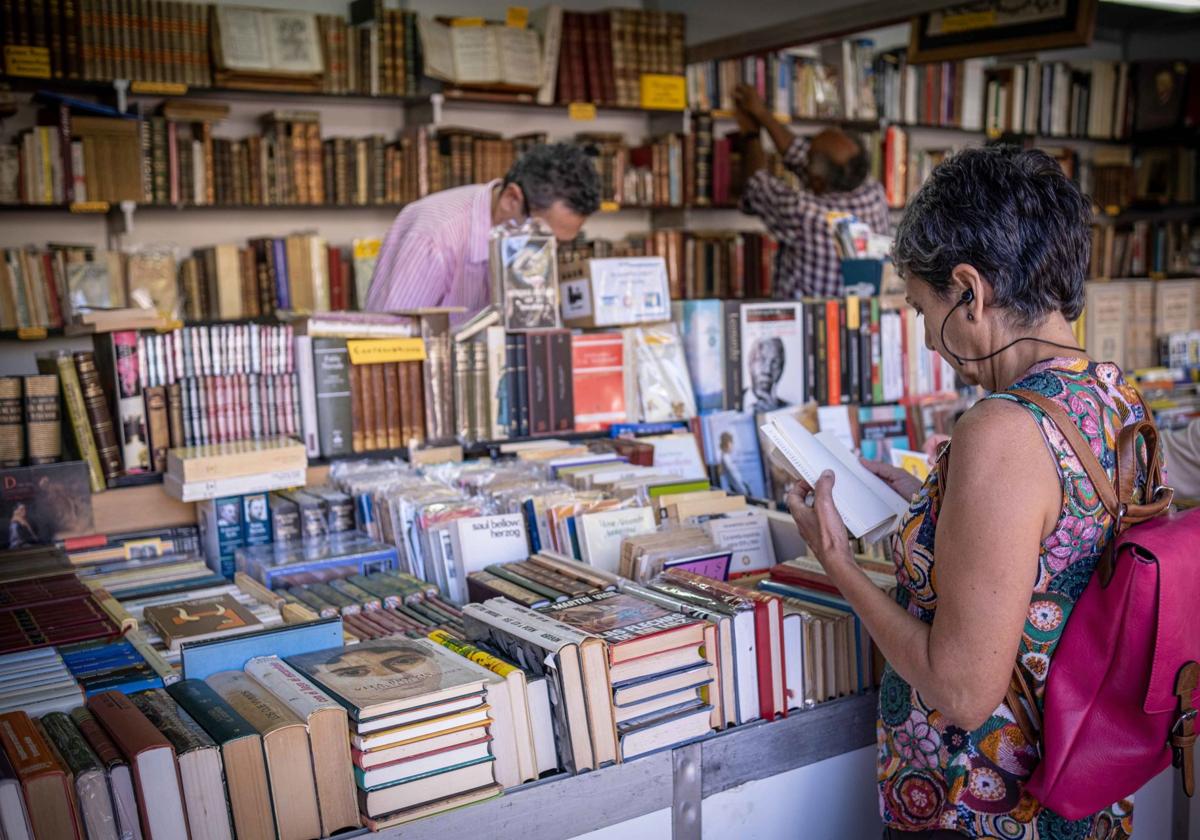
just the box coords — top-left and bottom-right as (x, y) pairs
(1083, 278), (1200, 375)
(316, 9), (420, 97)
(2, 0), (213, 86)
(1088, 220), (1200, 281)
(0, 376), (61, 468)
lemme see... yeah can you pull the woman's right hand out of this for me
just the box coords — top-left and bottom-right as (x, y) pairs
(860, 458), (923, 501)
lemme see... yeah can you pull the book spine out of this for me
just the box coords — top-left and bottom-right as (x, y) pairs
(23, 373), (61, 464)
(312, 337), (351, 457)
(349, 362), (364, 452)
(384, 361), (401, 449)
(143, 384), (168, 472)
(406, 359), (424, 446)
(0, 377), (24, 466)
(49, 354), (105, 492)
(73, 352), (122, 482)
(549, 331), (573, 433)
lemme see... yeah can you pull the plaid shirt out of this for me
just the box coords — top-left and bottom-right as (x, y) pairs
(740, 136), (891, 299)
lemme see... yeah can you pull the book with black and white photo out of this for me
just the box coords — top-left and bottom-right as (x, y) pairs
(739, 303), (805, 414)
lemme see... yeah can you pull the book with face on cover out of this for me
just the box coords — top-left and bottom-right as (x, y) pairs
(285, 638), (491, 722)
(761, 412), (909, 542)
(541, 590), (708, 665)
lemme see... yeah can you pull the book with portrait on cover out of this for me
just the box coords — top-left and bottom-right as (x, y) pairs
(541, 589), (707, 665)
(286, 638), (491, 721)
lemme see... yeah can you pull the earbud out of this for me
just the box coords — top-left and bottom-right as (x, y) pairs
(960, 288), (974, 304)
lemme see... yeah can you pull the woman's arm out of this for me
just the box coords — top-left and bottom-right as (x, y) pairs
(788, 398), (1060, 729)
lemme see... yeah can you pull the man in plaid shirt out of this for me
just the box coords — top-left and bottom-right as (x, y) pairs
(734, 84), (890, 299)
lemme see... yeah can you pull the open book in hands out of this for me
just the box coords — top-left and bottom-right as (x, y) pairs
(760, 413), (910, 543)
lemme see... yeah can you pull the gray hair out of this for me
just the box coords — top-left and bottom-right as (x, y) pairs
(892, 145), (1091, 325)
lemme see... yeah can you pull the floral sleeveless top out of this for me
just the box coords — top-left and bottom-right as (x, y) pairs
(877, 358), (1149, 839)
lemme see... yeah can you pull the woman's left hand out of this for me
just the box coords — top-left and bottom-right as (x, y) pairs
(785, 471), (856, 574)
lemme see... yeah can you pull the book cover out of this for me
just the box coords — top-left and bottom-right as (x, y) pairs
(576, 506), (657, 576)
(673, 299), (726, 414)
(739, 302), (804, 414)
(287, 637), (490, 720)
(700, 410), (767, 500)
(541, 590), (702, 649)
(312, 337), (351, 458)
(22, 374), (60, 465)
(93, 331), (149, 473)
(143, 593), (263, 651)
(570, 332), (627, 432)
(0, 461), (94, 550)
(0, 377), (23, 467)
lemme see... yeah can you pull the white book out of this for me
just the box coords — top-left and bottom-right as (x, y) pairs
(530, 5), (563, 105)
(294, 335), (319, 458)
(485, 325), (508, 440)
(309, 235), (329, 313)
(700, 510), (777, 578)
(0, 768), (32, 840)
(1011, 63), (1026, 135)
(163, 467), (307, 502)
(642, 433), (706, 481)
(445, 514), (529, 604)
(577, 507), (657, 575)
(961, 59), (987, 132)
(525, 675), (558, 775)
(739, 301), (805, 413)
(1051, 63), (1070, 136)
(761, 413), (909, 543)
(782, 611), (805, 711)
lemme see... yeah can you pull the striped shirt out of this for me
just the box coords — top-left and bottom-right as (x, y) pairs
(739, 137), (890, 299)
(364, 180), (500, 324)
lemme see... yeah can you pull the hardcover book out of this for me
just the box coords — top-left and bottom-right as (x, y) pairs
(92, 331), (150, 473)
(287, 637), (491, 721)
(739, 302), (805, 414)
(143, 593), (264, 651)
(540, 590), (707, 665)
(700, 410), (767, 500)
(673, 299), (726, 414)
(0, 710), (83, 839)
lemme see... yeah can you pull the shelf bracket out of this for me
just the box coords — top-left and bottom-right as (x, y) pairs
(113, 79), (129, 113)
(672, 741), (702, 840)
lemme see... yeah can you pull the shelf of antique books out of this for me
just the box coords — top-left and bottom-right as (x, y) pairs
(350, 690), (876, 839)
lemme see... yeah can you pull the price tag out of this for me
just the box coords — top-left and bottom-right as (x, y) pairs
(568, 102), (597, 121)
(4, 45), (51, 78)
(69, 201), (111, 213)
(939, 9), (996, 33)
(131, 80), (188, 95)
(1104, 204), (1120, 216)
(17, 327), (48, 340)
(599, 200), (619, 212)
(506, 6), (528, 28)
(347, 338), (427, 364)
(451, 16), (485, 27)
(639, 74), (686, 111)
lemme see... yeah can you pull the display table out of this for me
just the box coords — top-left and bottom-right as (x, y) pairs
(359, 691), (878, 840)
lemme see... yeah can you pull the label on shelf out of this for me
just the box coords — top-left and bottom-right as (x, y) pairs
(640, 74), (686, 111)
(599, 200), (620, 212)
(506, 6), (528, 28)
(16, 327), (48, 341)
(69, 201), (111, 213)
(938, 9), (996, 33)
(347, 338), (427, 364)
(4, 45), (51, 78)
(451, 16), (485, 26)
(568, 102), (597, 121)
(131, 81), (188, 95)
(1104, 204), (1120, 216)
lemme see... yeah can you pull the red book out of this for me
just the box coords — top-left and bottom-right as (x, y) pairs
(824, 300), (841, 406)
(0, 711), (83, 839)
(661, 568), (787, 721)
(87, 691), (189, 839)
(327, 246), (343, 310)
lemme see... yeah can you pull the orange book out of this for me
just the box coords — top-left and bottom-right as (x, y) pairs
(824, 299), (841, 406)
(0, 711), (84, 840)
(570, 332), (627, 432)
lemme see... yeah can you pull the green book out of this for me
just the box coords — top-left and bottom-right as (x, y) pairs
(39, 712), (115, 837)
(166, 679), (260, 745)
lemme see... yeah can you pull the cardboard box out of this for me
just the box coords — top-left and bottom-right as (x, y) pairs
(560, 257), (670, 328)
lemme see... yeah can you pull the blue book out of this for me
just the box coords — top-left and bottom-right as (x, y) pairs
(236, 534), (398, 588)
(272, 238), (291, 310)
(82, 673), (165, 696)
(699, 410), (766, 500)
(356, 754), (494, 792)
(673, 299), (726, 414)
(521, 497), (542, 553)
(180, 616), (343, 681)
(608, 421), (687, 438)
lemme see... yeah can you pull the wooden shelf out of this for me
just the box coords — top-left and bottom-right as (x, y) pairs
(91, 481), (195, 532)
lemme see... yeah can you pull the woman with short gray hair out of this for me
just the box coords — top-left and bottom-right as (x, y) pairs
(787, 146), (1152, 839)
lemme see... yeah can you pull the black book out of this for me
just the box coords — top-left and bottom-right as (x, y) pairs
(312, 337), (352, 458)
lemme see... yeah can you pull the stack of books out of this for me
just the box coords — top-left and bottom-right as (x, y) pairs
(165, 437), (308, 504)
(543, 590), (716, 760)
(287, 637), (504, 829)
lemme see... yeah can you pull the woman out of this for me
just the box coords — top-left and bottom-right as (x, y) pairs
(787, 146), (1149, 839)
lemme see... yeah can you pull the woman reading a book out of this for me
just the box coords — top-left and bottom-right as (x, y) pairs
(785, 146), (1150, 840)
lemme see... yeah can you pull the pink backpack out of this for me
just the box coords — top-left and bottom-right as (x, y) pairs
(1005, 388), (1199, 819)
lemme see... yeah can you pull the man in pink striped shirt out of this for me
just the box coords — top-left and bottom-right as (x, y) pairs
(364, 143), (601, 323)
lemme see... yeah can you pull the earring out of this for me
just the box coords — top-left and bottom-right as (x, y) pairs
(967, 313), (975, 321)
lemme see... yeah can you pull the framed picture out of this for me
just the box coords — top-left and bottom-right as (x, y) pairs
(908, 0), (1097, 64)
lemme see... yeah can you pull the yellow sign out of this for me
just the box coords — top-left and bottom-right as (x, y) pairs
(5, 45), (51, 78)
(599, 200), (619, 212)
(347, 338), (427, 365)
(131, 80), (188, 95)
(353, 238), (381, 260)
(17, 327), (48, 340)
(451, 16), (485, 27)
(639, 74), (686, 111)
(69, 201), (111, 213)
(568, 102), (597, 121)
(1104, 204), (1120, 217)
(506, 6), (528, 28)
(938, 9), (996, 34)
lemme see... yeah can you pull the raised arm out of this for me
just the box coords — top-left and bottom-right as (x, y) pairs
(787, 398), (1059, 729)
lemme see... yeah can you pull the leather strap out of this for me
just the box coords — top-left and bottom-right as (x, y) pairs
(1006, 668), (1042, 750)
(1172, 661), (1199, 798)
